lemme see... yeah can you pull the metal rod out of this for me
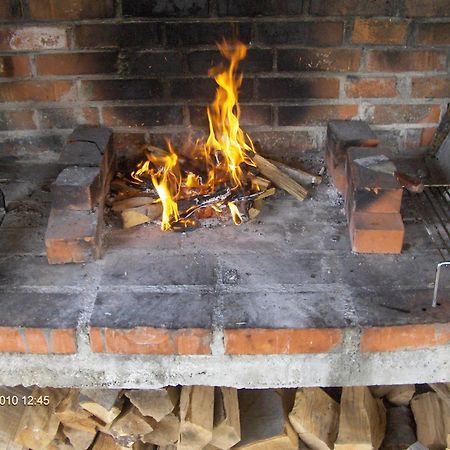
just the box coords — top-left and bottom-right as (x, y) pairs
(432, 261), (450, 307)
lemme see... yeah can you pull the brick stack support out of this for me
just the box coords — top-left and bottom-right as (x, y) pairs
(45, 125), (113, 264)
(0, 0), (448, 162)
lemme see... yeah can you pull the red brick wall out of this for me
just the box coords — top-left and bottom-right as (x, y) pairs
(0, 0), (449, 162)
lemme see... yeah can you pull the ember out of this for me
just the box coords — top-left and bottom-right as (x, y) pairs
(111, 40), (313, 231)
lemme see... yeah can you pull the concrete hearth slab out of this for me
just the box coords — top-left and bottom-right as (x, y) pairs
(0, 160), (448, 388)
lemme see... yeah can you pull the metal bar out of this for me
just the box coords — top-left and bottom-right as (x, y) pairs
(432, 261), (450, 307)
(423, 189), (450, 244)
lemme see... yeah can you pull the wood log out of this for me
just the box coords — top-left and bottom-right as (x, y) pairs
(382, 406), (416, 450)
(112, 196), (158, 212)
(142, 413), (179, 446)
(178, 385), (214, 450)
(125, 388), (179, 421)
(91, 432), (129, 450)
(411, 392), (448, 450)
(121, 203), (163, 228)
(248, 199), (262, 220)
(268, 158), (322, 185)
(335, 386), (386, 450)
(133, 442), (157, 450)
(253, 154), (308, 201)
(430, 383), (450, 410)
(44, 426), (74, 450)
(15, 388), (66, 450)
(371, 385), (415, 406)
(0, 386), (31, 450)
(79, 389), (123, 425)
(288, 387), (339, 450)
(62, 426), (97, 450)
(210, 387), (241, 449)
(108, 406), (153, 447)
(236, 389), (298, 450)
(255, 187), (276, 201)
(406, 443), (430, 450)
(55, 389), (99, 432)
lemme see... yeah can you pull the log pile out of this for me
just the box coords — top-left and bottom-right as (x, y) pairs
(108, 144), (322, 231)
(0, 383), (449, 450)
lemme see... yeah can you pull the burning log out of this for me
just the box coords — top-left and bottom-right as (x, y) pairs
(121, 204), (163, 229)
(112, 196), (158, 212)
(253, 154), (308, 201)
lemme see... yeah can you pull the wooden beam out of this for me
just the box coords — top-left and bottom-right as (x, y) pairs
(178, 385), (214, 450)
(210, 387), (241, 449)
(288, 387), (339, 450)
(125, 388), (179, 422)
(253, 154), (308, 201)
(335, 386), (386, 450)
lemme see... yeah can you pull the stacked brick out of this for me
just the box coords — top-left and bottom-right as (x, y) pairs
(45, 125), (113, 264)
(327, 120), (405, 254)
(0, 0), (448, 161)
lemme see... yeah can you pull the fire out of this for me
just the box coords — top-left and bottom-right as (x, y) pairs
(131, 40), (257, 231)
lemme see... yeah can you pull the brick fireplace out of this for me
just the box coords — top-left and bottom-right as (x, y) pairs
(0, 0), (449, 389)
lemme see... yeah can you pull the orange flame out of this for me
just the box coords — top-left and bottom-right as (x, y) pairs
(131, 40), (256, 231)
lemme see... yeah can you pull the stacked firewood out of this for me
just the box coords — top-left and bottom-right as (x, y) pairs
(0, 384), (449, 450)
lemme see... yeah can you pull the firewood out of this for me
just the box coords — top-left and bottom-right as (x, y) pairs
(236, 389), (298, 450)
(44, 426), (74, 450)
(178, 385), (214, 449)
(110, 178), (144, 194)
(91, 432), (129, 450)
(382, 406), (416, 450)
(210, 387), (241, 449)
(62, 426), (97, 450)
(288, 387), (339, 450)
(121, 203), (163, 228)
(253, 176), (271, 191)
(55, 389), (99, 432)
(15, 388), (66, 450)
(253, 154), (308, 201)
(145, 144), (170, 158)
(0, 386), (31, 450)
(406, 443), (430, 450)
(133, 442), (157, 449)
(248, 199), (262, 219)
(430, 383), (450, 410)
(79, 389), (123, 425)
(268, 158), (323, 185)
(411, 392), (447, 450)
(142, 413), (179, 446)
(112, 196), (158, 212)
(371, 385), (415, 406)
(108, 406), (153, 447)
(255, 187), (276, 200)
(125, 388), (179, 422)
(335, 386), (386, 450)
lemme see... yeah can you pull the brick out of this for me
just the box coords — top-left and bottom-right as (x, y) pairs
(50, 329), (77, 353)
(218, 0), (302, 16)
(256, 21), (343, 45)
(0, 135), (65, 162)
(310, 0), (397, 16)
(0, 55), (30, 77)
(89, 327), (104, 352)
(29, 0), (114, 19)
(67, 126), (113, 154)
(74, 23), (162, 49)
(190, 104), (272, 127)
(278, 48), (361, 72)
(0, 110), (36, 131)
(405, 0), (450, 17)
(113, 132), (147, 161)
(0, 26), (67, 50)
(0, 80), (75, 102)
(224, 328), (343, 355)
(420, 127), (437, 146)
(102, 106), (184, 127)
(367, 50), (446, 72)
(166, 22), (251, 46)
(59, 142), (103, 167)
(188, 48), (272, 74)
(0, 327), (26, 352)
(127, 51), (185, 76)
(24, 328), (49, 354)
(346, 148), (403, 214)
(371, 105), (441, 125)
(98, 327), (211, 355)
(412, 77), (450, 98)
(417, 22), (450, 45)
(45, 207), (103, 264)
(38, 108), (84, 129)
(37, 52), (118, 76)
(361, 324), (450, 352)
(345, 77), (398, 98)
(0, 0), (23, 20)
(123, 0), (208, 17)
(326, 150), (347, 194)
(171, 77), (253, 101)
(350, 211), (405, 254)
(51, 166), (101, 210)
(258, 78), (339, 100)
(279, 105), (358, 126)
(80, 79), (163, 101)
(352, 19), (408, 45)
